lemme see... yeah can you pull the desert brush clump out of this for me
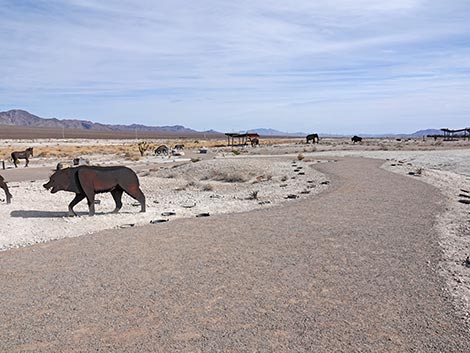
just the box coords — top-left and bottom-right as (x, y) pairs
(209, 170), (247, 183)
(137, 141), (151, 156)
(248, 190), (259, 200)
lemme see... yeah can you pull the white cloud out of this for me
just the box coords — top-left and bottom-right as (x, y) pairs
(0, 0), (469, 132)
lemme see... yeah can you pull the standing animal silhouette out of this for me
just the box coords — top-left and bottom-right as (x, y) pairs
(306, 134), (319, 144)
(11, 147), (33, 167)
(43, 166), (146, 216)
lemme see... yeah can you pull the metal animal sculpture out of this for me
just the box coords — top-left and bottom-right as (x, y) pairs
(43, 165), (146, 216)
(11, 147), (33, 168)
(155, 145), (170, 156)
(306, 134), (319, 144)
(351, 135), (363, 144)
(251, 137), (259, 147)
(0, 174), (12, 204)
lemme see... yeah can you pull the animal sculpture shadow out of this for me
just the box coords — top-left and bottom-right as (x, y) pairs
(11, 147), (33, 168)
(43, 166), (146, 216)
(0, 174), (12, 204)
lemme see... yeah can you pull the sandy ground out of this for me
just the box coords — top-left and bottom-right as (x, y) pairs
(0, 152), (329, 251)
(1, 138), (470, 326)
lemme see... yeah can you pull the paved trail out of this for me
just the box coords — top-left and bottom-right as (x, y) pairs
(1, 158), (468, 352)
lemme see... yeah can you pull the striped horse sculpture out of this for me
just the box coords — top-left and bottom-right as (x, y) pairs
(155, 145), (170, 156)
(11, 147), (33, 168)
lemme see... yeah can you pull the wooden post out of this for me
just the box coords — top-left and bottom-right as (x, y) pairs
(1, 160), (4, 170)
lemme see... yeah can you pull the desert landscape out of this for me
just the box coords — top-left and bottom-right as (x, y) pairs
(1, 137), (470, 331)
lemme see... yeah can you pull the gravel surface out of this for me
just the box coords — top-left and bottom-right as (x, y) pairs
(1, 157), (469, 352)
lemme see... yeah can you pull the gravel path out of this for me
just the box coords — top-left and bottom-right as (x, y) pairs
(1, 157), (469, 352)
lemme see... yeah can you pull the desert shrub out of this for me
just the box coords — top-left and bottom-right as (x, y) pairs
(137, 141), (150, 156)
(232, 150), (241, 156)
(210, 170), (247, 183)
(248, 190), (259, 200)
(202, 183), (214, 191)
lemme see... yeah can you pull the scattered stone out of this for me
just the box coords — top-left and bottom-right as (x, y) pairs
(161, 211), (176, 216)
(300, 190), (311, 194)
(298, 172), (305, 175)
(408, 172), (416, 175)
(181, 203), (196, 208)
(458, 193), (470, 199)
(458, 199), (470, 205)
(150, 219), (169, 224)
(119, 224), (135, 229)
(307, 180), (315, 183)
(153, 200), (159, 204)
(390, 163), (396, 166)
(320, 181), (330, 185)
(465, 257), (470, 268)
(258, 200), (271, 205)
(286, 194), (299, 199)
(131, 202), (141, 206)
(196, 212), (210, 217)
(280, 184), (288, 187)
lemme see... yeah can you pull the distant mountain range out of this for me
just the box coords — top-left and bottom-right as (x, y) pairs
(0, 109), (448, 138)
(0, 109), (203, 134)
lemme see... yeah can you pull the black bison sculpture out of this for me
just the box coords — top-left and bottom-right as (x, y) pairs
(351, 135), (363, 143)
(43, 165), (146, 216)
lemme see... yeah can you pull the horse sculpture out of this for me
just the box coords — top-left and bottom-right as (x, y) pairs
(351, 135), (363, 144)
(306, 134), (319, 144)
(251, 138), (259, 147)
(11, 147), (33, 168)
(155, 145), (170, 156)
(0, 174), (12, 204)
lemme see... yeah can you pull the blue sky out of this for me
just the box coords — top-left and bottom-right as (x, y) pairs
(1, 0), (469, 134)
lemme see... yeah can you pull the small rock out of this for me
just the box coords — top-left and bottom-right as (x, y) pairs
(300, 190), (310, 194)
(458, 193), (470, 199)
(465, 256), (470, 268)
(119, 224), (135, 229)
(307, 180), (315, 183)
(196, 212), (210, 217)
(153, 200), (160, 204)
(298, 172), (305, 175)
(320, 181), (330, 185)
(181, 203), (196, 208)
(286, 194), (299, 199)
(161, 211), (176, 216)
(408, 172), (416, 175)
(131, 202), (141, 207)
(258, 200), (271, 205)
(458, 199), (470, 205)
(150, 219), (169, 224)
(280, 184), (288, 187)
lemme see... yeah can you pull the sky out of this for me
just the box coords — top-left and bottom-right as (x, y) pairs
(1, 0), (469, 134)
